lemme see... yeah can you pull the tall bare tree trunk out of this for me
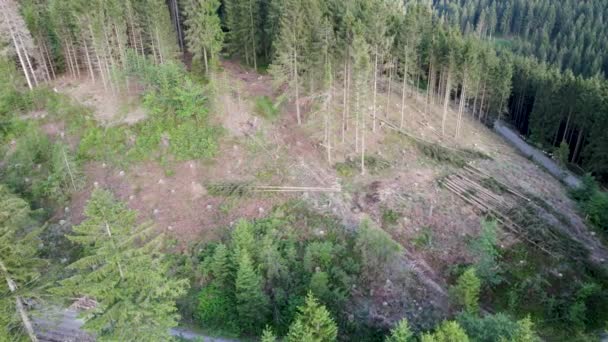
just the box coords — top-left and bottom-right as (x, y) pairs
(372, 45), (378, 132)
(400, 55), (408, 129)
(441, 66), (451, 136)
(385, 57), (393, 118)
(571, 129), (584, 163)
(294, 48), (301, 125)
(203, 47), (209, 74)
(0, 259), (39, 342)
(4, 9), (33, 89)
(359, 90), (365, 175)
(248, 0), (257, 70)
(83, 33), (96, 82)
(342, 58), (348, 143)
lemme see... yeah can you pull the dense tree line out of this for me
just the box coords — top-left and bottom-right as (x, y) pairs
(434, 0), (608, 77)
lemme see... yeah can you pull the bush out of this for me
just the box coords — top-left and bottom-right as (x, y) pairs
(469, 219), (502, 286)
(196, 285), (239, 335)
(255, 96), (281, 121)
(451, 268), (481, 314)
(1, 125), (81, 208)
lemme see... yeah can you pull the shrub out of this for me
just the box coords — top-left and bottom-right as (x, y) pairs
(469, 219), (502, 286)
(255, 96), (281, 121)
(451, 268), (481, 314)
(196, 285), (239, 335)
(355, 219), (402, 282)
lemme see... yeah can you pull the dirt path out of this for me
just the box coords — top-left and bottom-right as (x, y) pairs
(33, 307), (238, 342)
(494, 120), (581, 188)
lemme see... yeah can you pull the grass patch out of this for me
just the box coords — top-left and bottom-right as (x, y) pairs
(412, 227), (434, 249)
(381, 207), (400, 227)
(334, 155), (391, 177)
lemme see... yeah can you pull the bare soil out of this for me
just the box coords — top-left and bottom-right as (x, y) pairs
(49, 59), (606, 329)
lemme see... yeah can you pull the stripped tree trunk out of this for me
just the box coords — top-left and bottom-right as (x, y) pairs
(441, 66), (451, 136)
(372, 45), (378, 132)
(0, 259), (39, 342)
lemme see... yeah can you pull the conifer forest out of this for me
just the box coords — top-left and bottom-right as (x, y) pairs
(1, 0), (608, 341)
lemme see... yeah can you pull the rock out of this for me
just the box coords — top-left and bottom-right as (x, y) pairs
(158, 179), (165, 185)
(153, 209), (159, 215)
(258, 207), (265, 214)
(102, 163), (107, 168)
(59, 220), (66, 225)
(93, 181), (99, 188)
(382, 301), (388, 307)
(129, 195), (135, 200)
(119, 171), (125, 176)
(206, 204), (213, 210)
(167, 226), (173, 231)
(64, 207), (70, 213)
(171, 189), (176, 194)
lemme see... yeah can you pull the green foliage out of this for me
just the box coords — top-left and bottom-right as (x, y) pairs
(236, 251), (270, 334)
(182, 0), (224, 74)
(412, 227), (434, 249)
(381, 207), (400, 227)
(469, 219), (502, 286)
(196, 285), (239, 334)
(555, 142), (570, 166)
(570, 175), (608, 235)
(0, 186), (45, 341)
(355, 219), (402, 283)
(451, 268), (481, 314)
(193, 205), (365, 337)
(457, 312), (529, 342)
(420, 321), (470, 342)
(286, 293), (338, 342)
(261, 325), (278, 342)
(254, 96), (281, 121)
(386, 318), (414, 342)
(1, 125), (81, 208)
(57, 189), (188, 341)
(334, 155), (391, 178)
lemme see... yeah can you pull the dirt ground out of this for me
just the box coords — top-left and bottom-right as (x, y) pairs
(48, 59), (607, 327)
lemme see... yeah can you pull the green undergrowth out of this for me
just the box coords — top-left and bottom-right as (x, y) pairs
(334, 155), (391, 178)
(570, 175), (608, 240)
(254, 96), (281, 121)
(415, 139), (491, 167)
(172, 202), (405, 340)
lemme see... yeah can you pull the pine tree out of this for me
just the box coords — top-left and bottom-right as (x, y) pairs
(286, 292), (338, 342)
(269, 0), (308, 125)
(235, 250), (269, 334)
(421, 321), (469, 342)
(386, 318), (414, 342)
(261, 325), (278, 342)
(182, 0), (224, 74)
(0, 186), (44, 341)
(57, 189), (188, 341)
(350, 29), (370, 175)
(451, 267), (480, 314)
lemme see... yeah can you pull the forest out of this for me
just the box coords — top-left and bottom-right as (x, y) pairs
(1, 0), (608, 341)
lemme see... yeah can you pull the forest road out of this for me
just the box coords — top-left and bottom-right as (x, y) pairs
(494, 120), (581, 188)
(32, 307), (238, 341)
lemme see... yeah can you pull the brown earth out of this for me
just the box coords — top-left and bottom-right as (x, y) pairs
(46, 58), (606, 328)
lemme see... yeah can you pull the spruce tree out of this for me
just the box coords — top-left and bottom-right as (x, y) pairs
(286, 292), (338, 342)
(182, 0), (224, 74)
(57, 189), (188, 341)
(421, 321), (470, 342)
(235, 250), (269, 334)
(0, 186), (44, 341)
(386, 318), (414, 342)
(269, 0), (308, 125)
